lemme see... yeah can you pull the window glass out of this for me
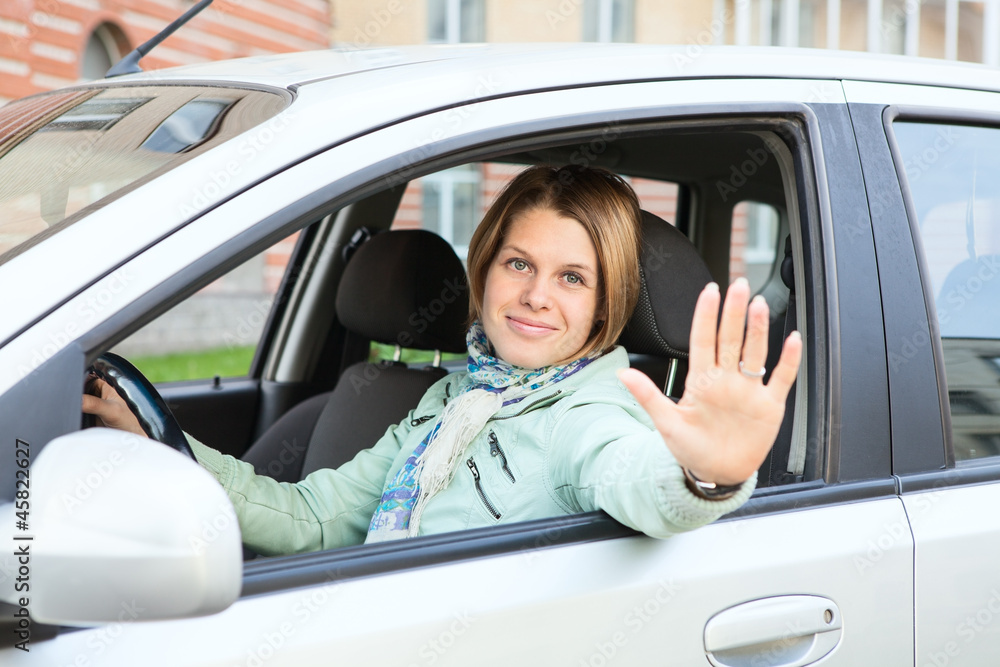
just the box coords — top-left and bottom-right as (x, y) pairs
(427, 0), (485, 43)
(0, 86), (287, 266)
(894, 121), (1000, 460)
(427, 0), (446, 42)
(881, 0), (908, 54)
(111, 232), (299, 383)
(460, 0), (486, 41)
(731, 201), (781, 293)
(583, 0), (635, 42)
(392, 162), (679, 262)
(82, 30), (115, 81)
(420, 164), (481, 258)
(141, 99), (233, 154)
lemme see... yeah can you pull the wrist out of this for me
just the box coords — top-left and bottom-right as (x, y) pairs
(681, 461), (752, 488)
(682, 467), (745, 501)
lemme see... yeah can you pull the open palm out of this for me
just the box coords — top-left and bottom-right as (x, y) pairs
(619, 278), (802, 486)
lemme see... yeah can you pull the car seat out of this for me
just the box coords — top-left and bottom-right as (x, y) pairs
(240, 229), (468, 482)
(619, 211), (714, 396)
(621, 213), (797, 488)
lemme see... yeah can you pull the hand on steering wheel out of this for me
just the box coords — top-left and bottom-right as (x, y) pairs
(82, 353), (195, 459)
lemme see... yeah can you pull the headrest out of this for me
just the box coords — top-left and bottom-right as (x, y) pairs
(335, 230), (469, 353)
(618, 211), (713, 358)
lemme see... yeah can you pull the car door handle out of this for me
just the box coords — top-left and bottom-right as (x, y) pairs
(704, 595), (842, 667)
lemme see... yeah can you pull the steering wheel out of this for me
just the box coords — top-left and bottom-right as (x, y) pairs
(84, 352), (195, 459)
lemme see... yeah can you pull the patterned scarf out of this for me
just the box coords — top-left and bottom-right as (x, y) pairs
(365, 321), (594, 543)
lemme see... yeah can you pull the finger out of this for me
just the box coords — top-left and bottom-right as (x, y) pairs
(85, 377), (111, 398)
(82, 391), (123, 420)
(740, 295), (770, 377)
(617, 368), (678, 432)
(82, 393), (101, 414)
(766, 331), (803, 400)
(687, 282), (721, 378)
(97, 379), (120, 401)
(717, 278), (751, 371)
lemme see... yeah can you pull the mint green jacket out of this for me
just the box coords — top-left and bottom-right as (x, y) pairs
(189, 347), (755, 556)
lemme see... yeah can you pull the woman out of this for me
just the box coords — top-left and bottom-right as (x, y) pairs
(83, 165), (801, 555)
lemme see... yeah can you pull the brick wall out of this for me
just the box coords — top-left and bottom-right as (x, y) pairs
(0, 0), (332, 104)
(391, 163), (681, 255)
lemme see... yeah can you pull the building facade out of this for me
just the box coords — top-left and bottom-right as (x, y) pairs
(332, 0), (994, 63)
(334, 0), (992, 284)
(0, 0), (332, 104)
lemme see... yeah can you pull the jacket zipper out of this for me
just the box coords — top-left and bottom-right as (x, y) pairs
(488, 430), (516, 483)
(488, 390), (563, 422)
(467, 457), (501, 520)
(410, 414), (434, 427)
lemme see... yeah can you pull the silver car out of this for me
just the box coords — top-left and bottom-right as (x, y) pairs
(1, 42), (999, 666)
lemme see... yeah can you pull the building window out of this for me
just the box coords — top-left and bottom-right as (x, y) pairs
(428, 0), (485, 43)
(731, 201), (781, 293)
(583, 0), (635, 42)
(735, 0), (927, 55)
(81, 24), (126, 81)
(761, 0), (816, 48)
(879, 0), (909, 54)
(421, 164), (481, 258)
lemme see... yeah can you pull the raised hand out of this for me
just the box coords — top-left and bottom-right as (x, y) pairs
(618, 278), (802, 486)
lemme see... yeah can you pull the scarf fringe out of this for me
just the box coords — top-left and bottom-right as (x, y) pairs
(406, 388), (502, 537)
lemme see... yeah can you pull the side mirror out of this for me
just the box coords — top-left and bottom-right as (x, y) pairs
(0, 429), (242, 626)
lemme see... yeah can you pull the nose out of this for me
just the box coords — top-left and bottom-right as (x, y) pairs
(521, 276), (552, 310)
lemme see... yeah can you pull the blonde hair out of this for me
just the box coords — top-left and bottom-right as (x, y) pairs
(466, 165), (642, 359)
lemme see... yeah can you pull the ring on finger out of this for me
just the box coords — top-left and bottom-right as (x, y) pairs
(739, 361), (766, 378)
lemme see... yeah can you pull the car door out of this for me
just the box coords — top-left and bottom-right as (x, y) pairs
(847, 79), (1000, 665)
(1, 75), (912, 665)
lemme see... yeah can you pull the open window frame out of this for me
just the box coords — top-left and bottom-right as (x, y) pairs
(40, 98), (844, 597)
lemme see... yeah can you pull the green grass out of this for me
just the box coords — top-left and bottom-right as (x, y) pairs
(369, 342), (465, 365)
(129, 342), (462, 384)
(130, 346), (256, 383)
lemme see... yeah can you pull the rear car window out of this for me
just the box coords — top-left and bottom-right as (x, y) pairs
(0, 85), (287, 265)
(894, 121), (1000, 460)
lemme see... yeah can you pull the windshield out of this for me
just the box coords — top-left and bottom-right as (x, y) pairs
(0, 84), (287, 265)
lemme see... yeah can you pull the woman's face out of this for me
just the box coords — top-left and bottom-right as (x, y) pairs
(481, 207), (601, 368)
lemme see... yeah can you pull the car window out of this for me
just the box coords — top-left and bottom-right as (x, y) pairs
(0, 85), (287, 266)
(390, 162), (681, 258)
(111, 232), (299, 383)
(56, 109), (818, 570)
(893, 121), (1000, 460)
(380, 161), (682, 364)
(415, 163), (486, 258)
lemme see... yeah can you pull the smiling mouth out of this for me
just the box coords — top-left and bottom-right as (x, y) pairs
(506, 316), (557, 335)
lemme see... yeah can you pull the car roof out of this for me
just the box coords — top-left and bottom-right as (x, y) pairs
(105, 43), (1000, 94)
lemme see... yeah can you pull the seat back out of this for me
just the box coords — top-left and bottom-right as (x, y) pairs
(242, 229), (468, 481)
(618, 211), (713, 395)
(621, 212), (799, 488)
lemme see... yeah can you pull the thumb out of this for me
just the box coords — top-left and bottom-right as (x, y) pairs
(82, 393), (102, 414)
(617, 368), (678, 427)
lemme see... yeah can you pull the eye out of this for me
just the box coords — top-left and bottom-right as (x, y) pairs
(509, 258), (529, 272)
(564, 272), (584, 285)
